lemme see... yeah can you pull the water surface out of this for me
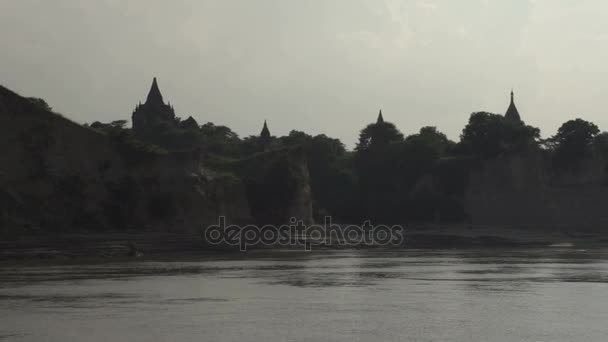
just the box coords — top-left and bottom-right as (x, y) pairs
(1, 248), (608, 341)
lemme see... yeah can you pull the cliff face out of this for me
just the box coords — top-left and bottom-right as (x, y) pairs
(0, 86), (312, 233)
(1, 86), (118, 231)
(235, 147), (314, 226)
(464, 152), (608, 231)
(412, 151), (608, 231)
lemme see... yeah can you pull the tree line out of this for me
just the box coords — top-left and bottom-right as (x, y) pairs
(90, 109), (608, 224)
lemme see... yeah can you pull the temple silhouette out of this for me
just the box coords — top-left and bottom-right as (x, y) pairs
(132, 78), (273, 143)
(132, 77), (177, 136)
(505, 90), (521, 122)
(377, 109), (384, 124)
(132, 78), (200, 140)
(133, 77), (523, 131)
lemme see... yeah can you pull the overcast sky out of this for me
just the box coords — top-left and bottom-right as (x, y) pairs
(3, 0), (608, 147)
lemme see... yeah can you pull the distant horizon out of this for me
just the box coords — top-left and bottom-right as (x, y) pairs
(4, 1), (608, 147)
(3, 78), (601, 150)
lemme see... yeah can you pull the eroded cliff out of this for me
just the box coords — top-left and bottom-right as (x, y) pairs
(0, 86), (312, 233)
(464, 152), (608, 231)
(419, 151), (608, 231)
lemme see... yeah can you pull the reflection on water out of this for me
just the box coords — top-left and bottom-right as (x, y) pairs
(1, 248), (608, 341)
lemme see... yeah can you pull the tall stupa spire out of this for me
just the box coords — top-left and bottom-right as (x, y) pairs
(260, 120), (270, 139)
(146, 77), (164, 105)
(505, 89), (521, 122)
(377, 109), (384, 124)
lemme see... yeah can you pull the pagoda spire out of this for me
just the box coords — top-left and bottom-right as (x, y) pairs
(377, 109), (384, 124)
(146, 77), (164, 105)
(505, 89), (521, 122)
(260, 120), (271, 139)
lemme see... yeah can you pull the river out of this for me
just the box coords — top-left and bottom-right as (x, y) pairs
(1, 248), (608, 341)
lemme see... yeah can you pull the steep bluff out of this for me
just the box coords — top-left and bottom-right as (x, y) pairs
(464, 152), (608, 231)
(0, 86), (312, 233)
(231, 147), (314, 226)
(418, 151), (608, 231)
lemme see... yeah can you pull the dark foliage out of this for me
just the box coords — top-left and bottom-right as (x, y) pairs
(91, 121), (167, 165)
(593, 132), (608, 158)
(27, 97), (52, 112)
(459, 112), (540, 157)
(547, 118), (599, 169)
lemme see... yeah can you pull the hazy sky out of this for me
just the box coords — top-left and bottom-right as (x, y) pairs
(3, 0), (608, 147)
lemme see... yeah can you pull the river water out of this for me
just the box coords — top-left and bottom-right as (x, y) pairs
(1, 248), (608, 341)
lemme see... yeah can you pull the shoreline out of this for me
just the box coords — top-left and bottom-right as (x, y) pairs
(2, 225), (607, 262)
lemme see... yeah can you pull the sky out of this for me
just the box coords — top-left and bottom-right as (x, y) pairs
(2, 0), (608, 148)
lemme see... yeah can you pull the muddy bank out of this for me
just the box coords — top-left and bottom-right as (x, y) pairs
(1, 225), (606, 261)
(0, 233), (206, 261)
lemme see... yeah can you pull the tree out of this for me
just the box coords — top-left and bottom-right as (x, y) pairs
(354, 118), (405, 222)
(110, 120), (128, 129)
(406, 126), (455, 157)
(459, 112), (539, 158)
(279, 130), (311, 147)
(593, 132), (608, 158)
(27, 97), (52, 112)
(199, 122), (239, 154)
(550, 118), (599, 167)
(91, 121), (126, 132)
(356, 121), (404, 153)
